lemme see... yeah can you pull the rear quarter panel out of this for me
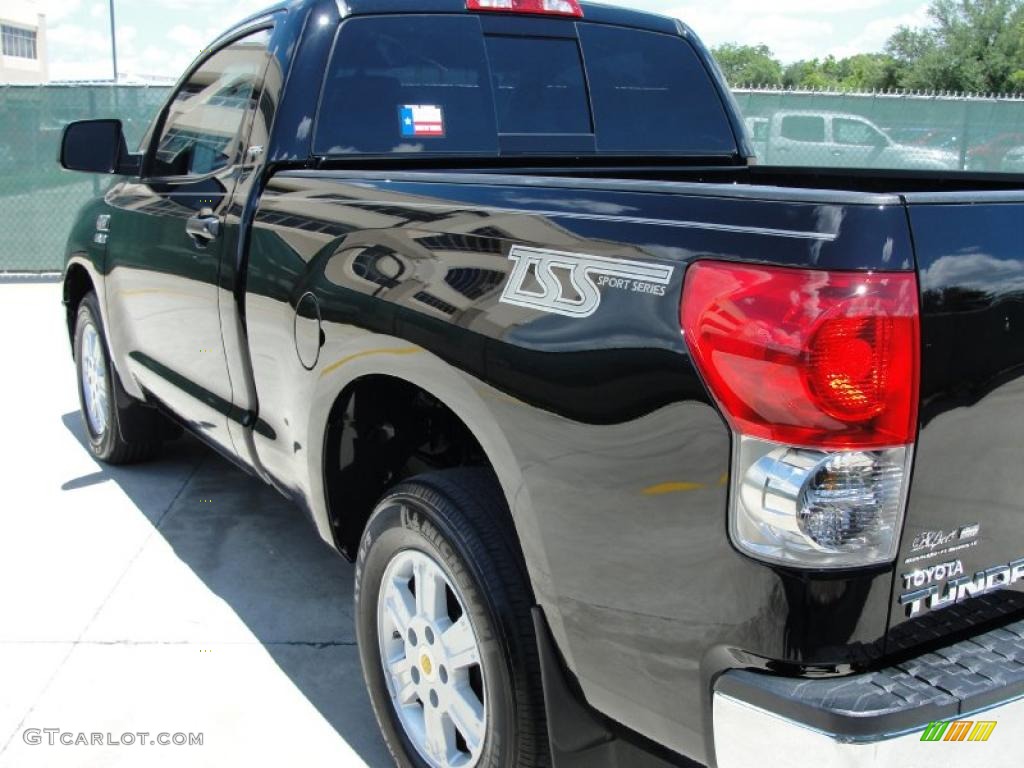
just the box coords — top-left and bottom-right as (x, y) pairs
(243, 171), (914, 763)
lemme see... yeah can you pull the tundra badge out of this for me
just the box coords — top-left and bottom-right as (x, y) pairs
(900, 557), (1024, 617)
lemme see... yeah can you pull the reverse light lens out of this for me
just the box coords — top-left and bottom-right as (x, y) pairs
(466, 0), (583, 16)
(799, 450), (904, 547)
(735, 437), (912, 568)
(681, 261), (919, 449)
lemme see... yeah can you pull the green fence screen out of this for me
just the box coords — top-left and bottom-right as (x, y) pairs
(733, 89), (1024, 172)
(0, 84), (170, 273)
(1, 84), (1023, 272)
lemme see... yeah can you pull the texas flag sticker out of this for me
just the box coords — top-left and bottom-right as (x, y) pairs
(399, 105), (445, 138)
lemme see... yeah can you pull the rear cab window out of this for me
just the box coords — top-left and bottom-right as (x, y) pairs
(312, 13), (738, 159)
(580, 24), (736, 154)
(486, 35), (591, 135)
(315, 15), (498, 155)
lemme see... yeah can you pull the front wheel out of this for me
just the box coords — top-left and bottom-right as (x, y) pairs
(74, 292), (163, 464)
(355, 470), (548, 768)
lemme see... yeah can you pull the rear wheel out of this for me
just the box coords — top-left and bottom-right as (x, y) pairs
(355, 469), (548, 768)
(74, 292), (163, 464)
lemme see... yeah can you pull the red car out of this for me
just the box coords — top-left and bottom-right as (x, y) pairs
(967, 132), (1024, 170)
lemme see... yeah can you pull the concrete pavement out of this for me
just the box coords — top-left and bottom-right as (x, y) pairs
(0, 279), (392, 767)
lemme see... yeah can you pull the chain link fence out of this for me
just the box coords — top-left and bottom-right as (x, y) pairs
(734, 88), (1024, 173)
(0, 84), (170, 273)
(1, 84), (1023, 272)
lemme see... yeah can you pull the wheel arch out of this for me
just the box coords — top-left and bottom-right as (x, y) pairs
(63, 260), (96, 349)
(308, 353), (541, 578)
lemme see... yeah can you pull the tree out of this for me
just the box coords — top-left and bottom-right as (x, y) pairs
(711, 44), (784, 87)
(889, 0), (1024, 92)
(713, 0), (1024, 93)
(839, 53), (904, 90)
(886, 27), (937, 65)
(782, 59), (832, 89)
(781, 54), (902, 91)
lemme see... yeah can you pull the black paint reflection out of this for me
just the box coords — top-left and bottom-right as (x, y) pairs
(919, 248), (1024, 426)
(892, 202), (1024, 644)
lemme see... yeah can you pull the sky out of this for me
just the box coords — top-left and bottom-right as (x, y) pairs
(36, 0), (934, 82)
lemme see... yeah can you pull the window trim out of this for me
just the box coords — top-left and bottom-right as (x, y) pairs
(142, 19), (276, 183)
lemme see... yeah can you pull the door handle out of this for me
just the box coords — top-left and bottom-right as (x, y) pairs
(186, 210), (221, 245)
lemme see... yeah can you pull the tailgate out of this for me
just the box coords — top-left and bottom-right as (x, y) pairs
(892, 193), (1024, 647)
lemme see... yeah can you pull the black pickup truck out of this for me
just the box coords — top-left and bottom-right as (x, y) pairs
(57, 1), (1024, 766)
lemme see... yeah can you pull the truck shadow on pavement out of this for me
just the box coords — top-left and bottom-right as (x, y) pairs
(60, 412), (391, 768)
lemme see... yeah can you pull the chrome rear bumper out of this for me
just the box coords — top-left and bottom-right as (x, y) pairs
(713, 617), (1024, 767)
(714, 690), (1024, 767)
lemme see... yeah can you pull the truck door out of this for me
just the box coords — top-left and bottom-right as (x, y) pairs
(831, 116), (887, 169)
(104, 27), (272, 455)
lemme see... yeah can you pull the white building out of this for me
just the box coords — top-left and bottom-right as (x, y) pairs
(1, 0), (47, 84)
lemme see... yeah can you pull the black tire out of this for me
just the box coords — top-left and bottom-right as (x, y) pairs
(355, 469), (549, 768)
(73, 292), (163, 464)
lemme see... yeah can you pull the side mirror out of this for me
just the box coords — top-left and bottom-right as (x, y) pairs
(59, 119), (140, 175)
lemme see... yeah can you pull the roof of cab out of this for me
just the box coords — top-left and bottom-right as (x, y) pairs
(230, 0), (684, 37)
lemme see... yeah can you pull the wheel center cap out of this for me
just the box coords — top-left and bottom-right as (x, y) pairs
(419, 652), (434, 679)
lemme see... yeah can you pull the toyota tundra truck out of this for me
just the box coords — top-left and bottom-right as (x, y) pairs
(57, 1), (1024, 766)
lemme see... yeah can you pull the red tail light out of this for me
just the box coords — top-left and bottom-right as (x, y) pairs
(466, 0), (583, 17)
(681, 261), (919, 449)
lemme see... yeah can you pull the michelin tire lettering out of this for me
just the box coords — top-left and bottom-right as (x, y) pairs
(499, 245), (674, 319)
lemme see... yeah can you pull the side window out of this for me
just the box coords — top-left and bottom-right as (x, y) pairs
(315, 16), (497, 155)
(149, 29), (271, 177)
(834, 118), (886, 147)
(780, 115), (826, 143)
